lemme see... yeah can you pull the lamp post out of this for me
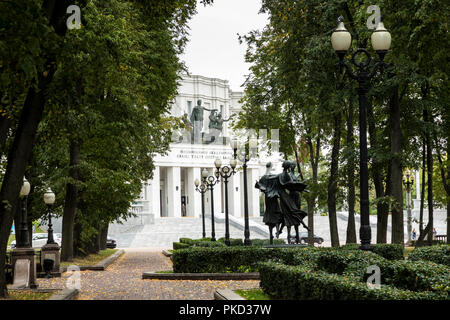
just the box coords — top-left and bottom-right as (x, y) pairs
(43, 188), (56, 244)
(231, 136), (258, 246)
(403, 169), (414, 244)
(17, 177), (31, 248)
(331, 15), (392, 250)
(202, 168), (219, 241)
(41, 187), (61, 278)
(11, 177), (38, 288)
(194, 178), (208, 238)
(214, 157), (237, 246)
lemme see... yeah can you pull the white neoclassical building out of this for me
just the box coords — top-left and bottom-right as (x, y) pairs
(130, 74), (283, 224)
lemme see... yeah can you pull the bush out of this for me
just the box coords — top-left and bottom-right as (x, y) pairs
(173, 242), (190, 250)
(217, 238), (244, 246)
(372, 244), (404, 260)
(193, 241), (227, 248)
(340, 243), (404, 260)
(258, 262), (447, 300)
(251, 238), (286, 246)
(319, 248), (449, 295)
(172, 246), (309, 273)
(408, 245), (450, 266)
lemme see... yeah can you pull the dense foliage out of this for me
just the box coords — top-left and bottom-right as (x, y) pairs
(408, 245), (450, 266)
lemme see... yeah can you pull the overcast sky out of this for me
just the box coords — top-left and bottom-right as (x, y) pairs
(179, 0), (268, 92)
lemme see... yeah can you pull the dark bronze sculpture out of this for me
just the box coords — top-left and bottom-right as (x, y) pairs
(255, 160), (309, 244)
(255, 162), (284, 244)
(189, 99), (214, 144)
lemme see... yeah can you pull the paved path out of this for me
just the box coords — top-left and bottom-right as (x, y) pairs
(38, 248), (259, 300)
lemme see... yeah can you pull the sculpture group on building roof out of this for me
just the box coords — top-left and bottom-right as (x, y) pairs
(175, 99), (232, 145)
(255, 160), (309, 245)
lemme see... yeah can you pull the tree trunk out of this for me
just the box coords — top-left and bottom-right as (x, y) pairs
(328, 112), (342, 247)
(0, 80), (52, 298)
(389, 85), (403, 244)
(306, 134), (320, 246)
(367, 94), (388, 243)
(425, 108), (433, 246)
(61, 141), (80, 261)
(419, 140), (426, 235)
(100, 224), (109, 250)
(346, 98), (356, 243)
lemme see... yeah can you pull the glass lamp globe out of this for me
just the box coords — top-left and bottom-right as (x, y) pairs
(371, 19), (391, 53)
(20, 178), (31, 197)
(201, 168), (209, 179)
(214, 158), (222, 169)
(43, 188), (56, 205)
(194, 179), (200, 187)
(331, 16), (352, 54)
(230, 138), (238, 150)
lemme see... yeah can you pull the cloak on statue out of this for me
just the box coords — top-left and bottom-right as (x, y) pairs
(277, 164), (308, 227)
(255, 174), (283, 226)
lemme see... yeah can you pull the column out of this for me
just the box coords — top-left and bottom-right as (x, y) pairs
(228, 171), (241, 217)
(413, 170), (421, 214)
(211, 168), (222, 215)
(150, 166), (161, 219)
(167, 166), (181, 217)
(187, 167), (202, 217)
(247, 168), (261, 217)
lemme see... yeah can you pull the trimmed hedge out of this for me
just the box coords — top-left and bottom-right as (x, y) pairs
(172, 246), (305, 273)
(173, 242), (190, 250)
(408, 245), (450, 266)
(340, 243), (404, 260)
(259, 262), (447, 300)
(173, 237), (285, 251)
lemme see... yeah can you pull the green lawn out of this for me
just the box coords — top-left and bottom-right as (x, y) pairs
(234, 288), (271, 300)
(60, 249), (119, 268)
(0, 290), (54, 300)
(404, 246), (415, 258)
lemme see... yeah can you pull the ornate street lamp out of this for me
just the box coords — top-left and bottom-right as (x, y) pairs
(202, 168), (219, 241)
(331, 15), (391, 250)
(214, 157), (237, 246)
(231, 136), (258, 246)
(403, 169), (415, 243)
(194, 178), (208, 238)
(43, 188), (56, 244)
(17, 177), (31, 248)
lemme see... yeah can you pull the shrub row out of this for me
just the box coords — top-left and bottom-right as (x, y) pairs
(173, 237), (285, 250)
(340, 243), (404, 260)
(320, 248), (449, 295)
(258, 262), (447, 300)
(407, 245), (450, 266)
(172, 246), (305, 273)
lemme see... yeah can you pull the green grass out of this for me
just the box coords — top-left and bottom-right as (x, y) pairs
(404, 246), (414, 258)
(154, 270), (174, 273)
(7, 234), (15, 247)
(60, 249), (119, 268)
(1, 290), (54, 300)
(234, 288), (271, 300)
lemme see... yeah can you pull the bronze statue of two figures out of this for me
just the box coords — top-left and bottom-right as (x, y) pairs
(255, 161), (309, 245)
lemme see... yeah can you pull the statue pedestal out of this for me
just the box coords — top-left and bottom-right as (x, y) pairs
(10, 247), (38, 289)
(40, 243), (61, 277)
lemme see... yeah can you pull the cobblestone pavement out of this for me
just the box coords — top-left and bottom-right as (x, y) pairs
(37, 248), (260, 300)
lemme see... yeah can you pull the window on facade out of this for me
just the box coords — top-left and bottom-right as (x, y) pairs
(187, 101), (192, 115)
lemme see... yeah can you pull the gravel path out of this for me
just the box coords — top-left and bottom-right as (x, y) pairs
(37, 248), (260, 300)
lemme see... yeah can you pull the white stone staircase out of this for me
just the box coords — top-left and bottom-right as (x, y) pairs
(108, 216), (270, 248)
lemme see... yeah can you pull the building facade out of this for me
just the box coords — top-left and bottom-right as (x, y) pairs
(130, 74), (282, 223)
